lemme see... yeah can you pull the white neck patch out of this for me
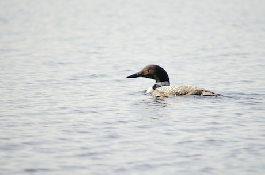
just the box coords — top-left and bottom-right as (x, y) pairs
(156, 81), (170, 86)
(146, 81), (170, 94)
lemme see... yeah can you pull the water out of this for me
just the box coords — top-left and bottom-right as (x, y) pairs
(1, 0), (265, 174)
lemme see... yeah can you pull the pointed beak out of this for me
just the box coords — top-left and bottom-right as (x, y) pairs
(126, 73), (141, 78)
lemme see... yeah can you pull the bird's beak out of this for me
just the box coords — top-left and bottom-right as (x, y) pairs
(126, 73), (141, 78)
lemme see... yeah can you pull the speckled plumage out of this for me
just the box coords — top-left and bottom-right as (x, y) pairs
(127, 65), (219, 97)
(149, 86), (218, 97)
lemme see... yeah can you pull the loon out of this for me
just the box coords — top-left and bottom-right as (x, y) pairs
(126, 64), (219, 97)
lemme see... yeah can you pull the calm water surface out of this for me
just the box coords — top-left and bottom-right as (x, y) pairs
(1, 0), (265, 174)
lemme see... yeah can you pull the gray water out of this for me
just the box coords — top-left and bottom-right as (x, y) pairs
(1, 0), (265, 174)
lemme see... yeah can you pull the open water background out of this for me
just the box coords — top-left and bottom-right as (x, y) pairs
(1, 0), (265, 174)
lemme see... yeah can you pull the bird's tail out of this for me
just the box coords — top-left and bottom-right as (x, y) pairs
(201, 90), (220, 96)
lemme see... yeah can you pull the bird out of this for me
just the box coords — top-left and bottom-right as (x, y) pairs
(126, 64), (219, 97)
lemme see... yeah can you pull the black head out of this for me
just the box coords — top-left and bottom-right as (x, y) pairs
(126, 65), (170, 83)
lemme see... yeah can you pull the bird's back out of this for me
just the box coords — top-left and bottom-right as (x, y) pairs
(150, 86), (219, 97)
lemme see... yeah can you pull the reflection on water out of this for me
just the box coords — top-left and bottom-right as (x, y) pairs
(1, 0), (265, 174)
